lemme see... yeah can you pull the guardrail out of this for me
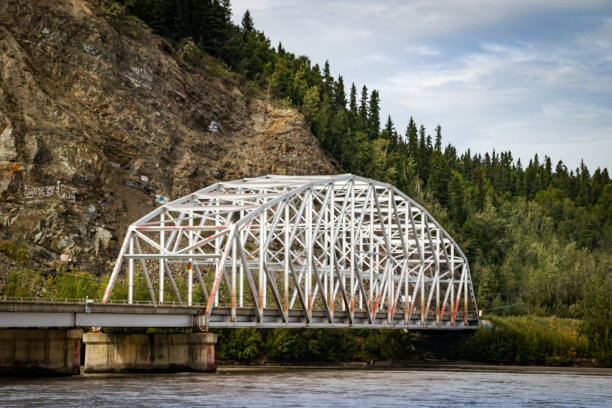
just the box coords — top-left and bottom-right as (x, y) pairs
(0, 296), (206, 307)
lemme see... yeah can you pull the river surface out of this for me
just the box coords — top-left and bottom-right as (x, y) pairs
(1, 367), (611, 407)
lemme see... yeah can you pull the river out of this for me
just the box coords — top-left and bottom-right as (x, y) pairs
(1, 367), (610, 407)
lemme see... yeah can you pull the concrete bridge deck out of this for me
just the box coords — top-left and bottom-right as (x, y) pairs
(0, 299), (478, 330)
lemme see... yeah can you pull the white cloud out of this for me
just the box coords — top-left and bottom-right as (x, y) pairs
(404, 46), (441, 57)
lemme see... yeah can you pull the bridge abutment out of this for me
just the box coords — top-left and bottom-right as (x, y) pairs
(83, 332), (217, 373)
(0, 329), (82, 376)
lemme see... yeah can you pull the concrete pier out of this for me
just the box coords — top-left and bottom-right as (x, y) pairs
(0, 329), (82, 376)
(83, 332), (217, 373)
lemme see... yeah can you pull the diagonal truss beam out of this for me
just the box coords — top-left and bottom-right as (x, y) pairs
(103, 175), (479, 330)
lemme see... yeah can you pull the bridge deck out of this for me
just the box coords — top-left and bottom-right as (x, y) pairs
(0, 300), (478, 330)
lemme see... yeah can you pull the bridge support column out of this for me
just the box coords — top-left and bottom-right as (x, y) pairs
(83, 332), (217, 373)
(0, 329), (82, 376)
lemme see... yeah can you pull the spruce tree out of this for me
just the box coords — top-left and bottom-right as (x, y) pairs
(543, 156), (553, 188)
(310, 63), (322, 88)
(382, 115), (395, 143)
(322, 61), (334, 98)
(434, 125), (442, 152)
(406, 117), (418, 158)
(577, 160), (592, 206)
(428, 150), (449, 206)
(448, 171), (467, 225)
(368, 90), (381, 140)
(515, 158), (525, 196)
(524, 158), (537, 199)
(473, 168), (486, 210)
(591, 168), (605, 203)
(553, 160), (569, 190)
(334, 75), (347, 111)
(358, 85), (368, 132)
(348, 83), (358, 130)
(417, 125), (429, 182)
(241, 10), (254, 32)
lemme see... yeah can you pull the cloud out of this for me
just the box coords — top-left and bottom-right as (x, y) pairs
(231, 0), (610, 41)
(541, 101), (612, 121)
(404, 46), (441, 57)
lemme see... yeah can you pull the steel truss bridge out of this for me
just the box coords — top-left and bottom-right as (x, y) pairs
(95, 174), (480, 330)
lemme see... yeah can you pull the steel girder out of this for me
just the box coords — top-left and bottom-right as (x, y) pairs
(103, 175), (480, 329)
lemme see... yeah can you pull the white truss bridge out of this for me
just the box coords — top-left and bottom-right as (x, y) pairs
(102, 174), (480, 330)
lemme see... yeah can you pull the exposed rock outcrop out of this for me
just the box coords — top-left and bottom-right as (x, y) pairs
(0, 0), (334, 273)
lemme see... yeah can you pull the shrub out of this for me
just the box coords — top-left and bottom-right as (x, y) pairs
(463, 315), (590, 365)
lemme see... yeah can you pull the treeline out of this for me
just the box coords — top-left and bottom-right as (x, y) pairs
(104, 0), (611, 361)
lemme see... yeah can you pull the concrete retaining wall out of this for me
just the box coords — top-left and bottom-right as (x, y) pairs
(0, 329), (82, 376)
(83, 332), (217, 373)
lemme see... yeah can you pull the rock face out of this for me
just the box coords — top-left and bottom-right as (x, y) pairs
(0, 0), (335, 273)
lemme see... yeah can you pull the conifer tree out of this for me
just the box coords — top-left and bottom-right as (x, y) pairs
(591, 168), (605, 203)
(348, 83), (358, 130)
(382, 115), (395, 144)
(322, 61), (334, 98)
(311, 63), (321, 86)
(434, 125), (442, 152)
(334, 75), (347, 111)
(368, 90), (381, 140)
(524, 159), (538, 199)
(417, 125), (430, 182)
(358, 85), (368, 132)
(553, 160), (568, 190)
(448, 171), (467, 225)
(428, 149), (449, 205)
(473, 167), (486, 210)
(241, 10), (254, 32)
(577, 160), (592, 206)
(406, 117), (418, 157)
(543, 156), (553, 188)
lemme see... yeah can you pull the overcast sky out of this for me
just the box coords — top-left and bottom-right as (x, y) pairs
(231, 0), (612, 171)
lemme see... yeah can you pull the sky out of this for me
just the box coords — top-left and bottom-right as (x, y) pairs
(230, 0), (612, 171)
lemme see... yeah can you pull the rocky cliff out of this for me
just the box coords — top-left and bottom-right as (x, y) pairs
(0, 0), (335, 274)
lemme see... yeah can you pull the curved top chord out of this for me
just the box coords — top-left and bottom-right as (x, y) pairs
(103, 174), (480, 330)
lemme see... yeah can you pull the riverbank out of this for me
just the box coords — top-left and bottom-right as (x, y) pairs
(216, 363), (612, 375)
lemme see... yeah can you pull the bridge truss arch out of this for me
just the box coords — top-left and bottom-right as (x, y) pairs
(103, 175), (480, 329)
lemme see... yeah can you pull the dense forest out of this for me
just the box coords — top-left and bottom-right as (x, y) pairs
(91, 0), (612, 363)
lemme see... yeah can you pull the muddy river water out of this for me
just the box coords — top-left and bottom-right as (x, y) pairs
(1, 367), (610, 407)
